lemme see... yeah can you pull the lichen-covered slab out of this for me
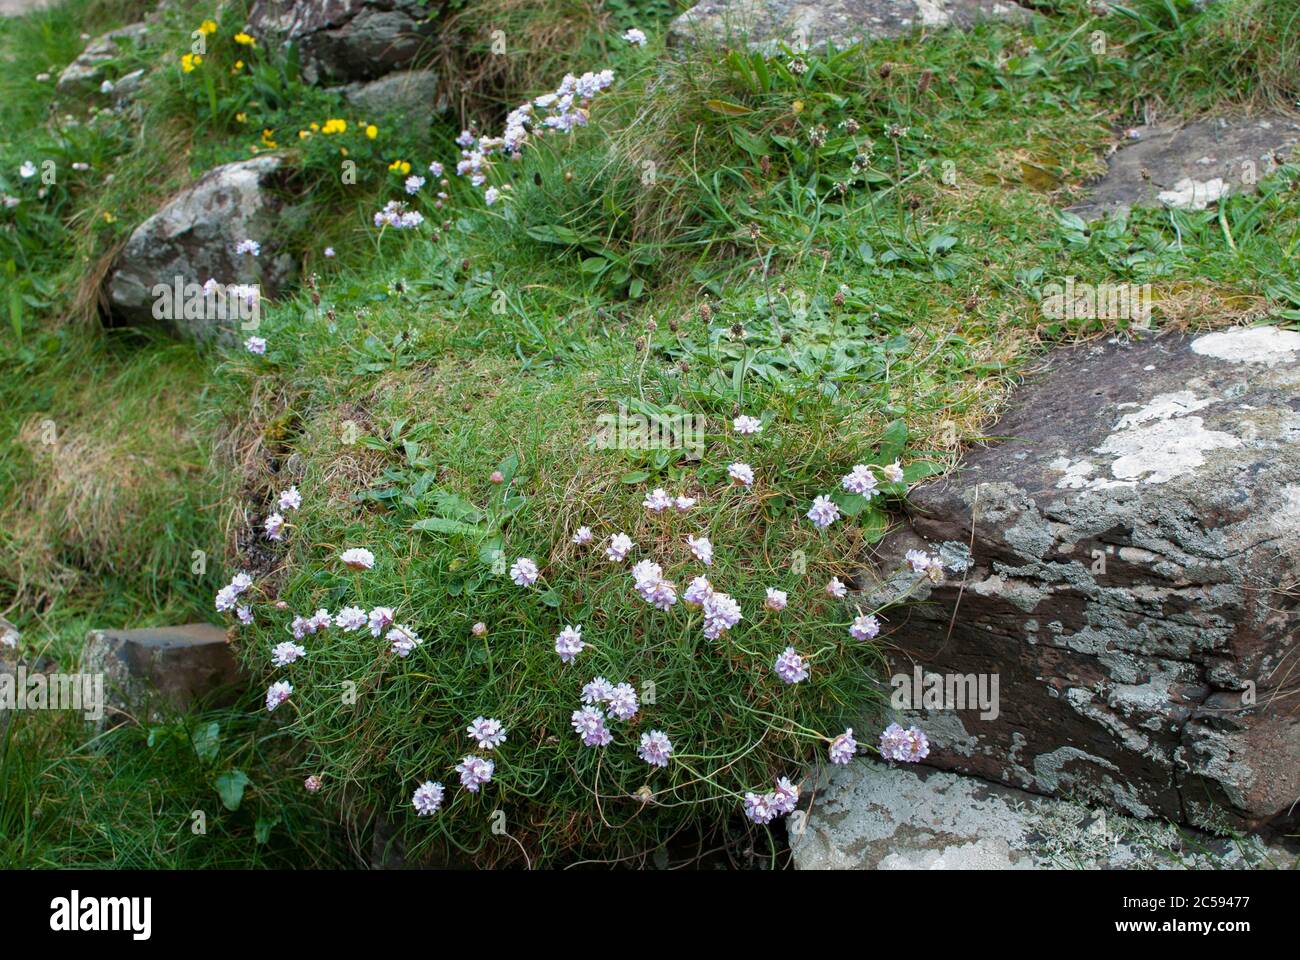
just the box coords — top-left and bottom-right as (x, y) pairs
(790, 761), (1296, 869)
(862, 327), (1300, 831)
(668, 0), (1035, 51)
(1072, 116), (1300, 219)
(106, 155), (300, 342)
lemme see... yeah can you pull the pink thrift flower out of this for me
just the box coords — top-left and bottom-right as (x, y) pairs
(728, 462), (754, 486)
(829, 728), (857, 764)
(456, 755), (494, 792)
(639, 730), (673, 767)
(605, 533), (634, 562)
(764, 588), (787, 611)
(879, 723), (930, 763)
(555, 624), (585, 663)
(806, 495), (840, 529)
(510, 556), (539, 586)
(411, 780), (444, 814)
(774, 647), (808, 684)
(850, 613), (880, 641)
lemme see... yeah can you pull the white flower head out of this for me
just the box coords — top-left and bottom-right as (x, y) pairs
(411, 780), (445, 815)
(606, 533), (634, 563)
(340, 547), (375, 570)
(266, 680), (293, 711)
(686, 534), (713, 566)
(728, 462), (754, 486)
(510, 556), (540, 586)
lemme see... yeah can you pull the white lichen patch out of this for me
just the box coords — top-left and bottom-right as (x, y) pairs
(1191, 325), (1300, 366)
(1157, 177), (1227, 210)
(1099, 416), (1241, 484)
(1114, 390), (1217, 429)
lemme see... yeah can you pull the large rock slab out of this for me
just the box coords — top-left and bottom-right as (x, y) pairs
(668, 0), (1035, 51)
(82, 624), (241, 721)
(790, 760), (1296, 869)
(246, 0), (439, 85)
(56, 22), (149, 93)
(106, 155), (300, 341)
(1073, 116), (1300, 219)
(861, 327), (1300, 831)
(337, 67), (442, 119)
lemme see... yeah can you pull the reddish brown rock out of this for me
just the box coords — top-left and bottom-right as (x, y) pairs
(82, 624), (241, 720)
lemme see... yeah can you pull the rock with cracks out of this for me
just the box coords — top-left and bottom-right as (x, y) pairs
(246, 0), (438, 86)
(860, 327), (1300, 832)
(105, 155), (300, 342)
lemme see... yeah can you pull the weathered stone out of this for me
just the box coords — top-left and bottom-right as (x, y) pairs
(860, 327), (1300, 831)
(106, 155), (300, 342)
(335, 67), (443, 119)
(1073, 116), (1300, 219)
(246, 0), (438, 86)
(790, 760), (1297, 869)
(0, 0), (56, 18)
(81, 624), (241, 720)
(55, 22), (149, 93)
(668, 0), (1035, 51)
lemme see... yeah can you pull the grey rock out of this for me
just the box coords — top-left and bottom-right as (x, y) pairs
(790, 760), (1298, 869)
(859, 327), (1300, 830)
(0, 0), (56, 17)
(335, 67), (443, 119)
(106, 155), (300, 342)
(1073, 116), (1300, 219)
(56, 22), (149, 93)
(668, 0), (1035, 52)
(81, 624), (241, 721)
(246, 0), (439, 86)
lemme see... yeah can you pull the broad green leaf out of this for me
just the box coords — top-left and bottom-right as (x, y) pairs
(215, 769), (251, 812)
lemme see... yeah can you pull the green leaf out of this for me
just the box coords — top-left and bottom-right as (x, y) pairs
(831, 491), (871, 517)
(878, 419), (908, 461)
(255, 814), (280, 845)
(215, 769), (251, 811)
(620, 470), (650, 484)
(705, 98), (753, 116)
(191, 721), (221, 764)
(413, 517), (482, 536)
(902, 460), (946, 484)
(539, 589), (562, 608)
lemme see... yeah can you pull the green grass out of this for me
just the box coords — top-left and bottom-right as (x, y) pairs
(1, 0), (1297, 867)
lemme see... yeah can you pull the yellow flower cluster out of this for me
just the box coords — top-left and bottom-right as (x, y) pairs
(180, 52), (202, 73)
(321, 118), (347, 135)
(388, 159), (411, 174)
(234, 32), (256, 46)
(198, 20), (217, 36)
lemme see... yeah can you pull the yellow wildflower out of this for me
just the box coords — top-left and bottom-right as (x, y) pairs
(180, 53), (202, 73)
(102, 211), (117, 223)
(388, 159), (411, 175)
(298, 130), (311, 139)
(235, 112), (247, 123)
(321, 118), (347, 135)
(234, 32), (256, 46)
(365, 124), (378, 140)
(234, 60), (244, 70)
(198, 20), (217, 36)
